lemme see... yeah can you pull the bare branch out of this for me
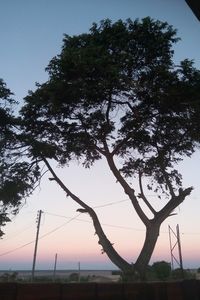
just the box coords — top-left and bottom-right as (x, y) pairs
(105, 95), (112, 126)
(112, 99), (134, 112)
(161, 166), (176, 198)
(42, 156), (132, 272)
(111, 135), (131, 156)
(155, 145), (176, 198)
(138, 172), (157, 216)
(157, 187), (193, 223)
(78, 114), (106, 156)
(105, 153), (150, 226)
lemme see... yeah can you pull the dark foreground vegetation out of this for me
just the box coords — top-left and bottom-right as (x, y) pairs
(0, 262), (197, 283)
(0, 280), (200, 300)
(0, 266), (199, 299)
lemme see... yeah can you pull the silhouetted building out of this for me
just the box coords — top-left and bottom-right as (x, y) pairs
(186, 0), (200, 21)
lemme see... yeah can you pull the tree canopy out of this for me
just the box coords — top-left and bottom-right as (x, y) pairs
(22, 18), (200, 193)
(0, 79), (41, 236)
(151, 261), (171, 281)
(0, 79), (21, 235)
(1, 17), (200, 278)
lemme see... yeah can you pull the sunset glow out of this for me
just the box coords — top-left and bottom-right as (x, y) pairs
(0, 0), (200, 271)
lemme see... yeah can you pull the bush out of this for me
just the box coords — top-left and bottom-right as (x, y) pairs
(151, 261), (171, 281)
(0, 271), (18, 282)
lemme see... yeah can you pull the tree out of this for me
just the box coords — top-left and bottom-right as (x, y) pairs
(151, 261), (171, 281)
(0, 79), (18, 236)
(171, 268), (195, 280)
(17, 18), (200, 279)
(0, 79), (41, 236)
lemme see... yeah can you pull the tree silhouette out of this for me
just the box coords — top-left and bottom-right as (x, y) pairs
(0, 79), (41, 236)
(3, 18), (200, 278)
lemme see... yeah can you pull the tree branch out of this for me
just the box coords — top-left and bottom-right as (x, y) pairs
(155, 145), (176, 198)
(138, 171), (157, 216)
(42, 156), (132, 272)
(105, 95), (112, 126)
(161, 165), (176, 198)
(111, 135), (131, 157)
(78, 115), (106, 156)
(112, 99), (134, 112)
(104, 153), (150, 226)
(157, 187), (193, 223)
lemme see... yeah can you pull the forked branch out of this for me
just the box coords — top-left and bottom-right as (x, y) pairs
(157, 187), (193, 223)
(138, 171), (157, 216)
(42, 156), (132, 272)
(104, 153), (150, 226)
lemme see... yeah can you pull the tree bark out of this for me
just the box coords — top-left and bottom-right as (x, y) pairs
(42, 156), (192, 281)
(42, 156), (133, 273)
(134, 222), (160, 279)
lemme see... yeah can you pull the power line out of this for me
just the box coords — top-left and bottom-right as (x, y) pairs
(0, 213), (81, 258)
(44, 211), (145, 231)
(2, 195), (198, 244)
(1, 216), (199, 258)
(1, 223), (35, 242)
(42, 197), (131, 223)
(0, 240), (35, 257)
(1, 202), (200, 258)
(44, 211), (200, 235)
(93, 199), (130, 208)
(0, 212), (141, 258)
(38, 213), (82, 239)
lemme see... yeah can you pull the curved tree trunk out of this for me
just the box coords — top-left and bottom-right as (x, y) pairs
(134, 222), (160, 279)
(42, 156), (133, 274)
(43, 156), (192, 281)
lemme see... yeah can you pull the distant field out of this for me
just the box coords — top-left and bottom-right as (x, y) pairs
(0, 269), (114, 279)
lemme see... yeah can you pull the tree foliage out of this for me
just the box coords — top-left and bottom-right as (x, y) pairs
(0, 79), (41, 236)
(20, 18), (200, 279)
(22, 18), (200, 192)
(0, 79), (17, 235)
(151, 261), (171, 281)
(1, 17), (200, 278)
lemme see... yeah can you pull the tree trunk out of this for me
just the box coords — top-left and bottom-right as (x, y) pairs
(134, 222), (160, 280)
(43, 157), (192, 281)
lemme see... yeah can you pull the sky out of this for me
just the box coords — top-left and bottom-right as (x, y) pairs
(0, 0), (200, 271)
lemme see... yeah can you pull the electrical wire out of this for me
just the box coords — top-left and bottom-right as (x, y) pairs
(93, 199), (130, 208)
(1, 197), (199, 258)
(44, 211), (144, 231)
(1, 223), (35, 242)
(38, 213), (81, 239)
(0, 199), (135, 257)
(44, 211), (200, 235)
(0, 213), (81, 257)
(0, 240), (35, 257)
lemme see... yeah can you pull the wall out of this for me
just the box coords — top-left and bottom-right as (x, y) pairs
(0, 280), (199, 300)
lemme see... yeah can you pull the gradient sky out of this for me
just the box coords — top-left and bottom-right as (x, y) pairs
(0, 0), (200, 271)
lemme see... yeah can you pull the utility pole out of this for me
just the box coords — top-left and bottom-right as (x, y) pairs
(32, 210), (43, 281)
(168, 224), (184, 277)
(53, 253), (58, 281)
(78, 262), (80, 282)
(176, 224), (184, 277)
